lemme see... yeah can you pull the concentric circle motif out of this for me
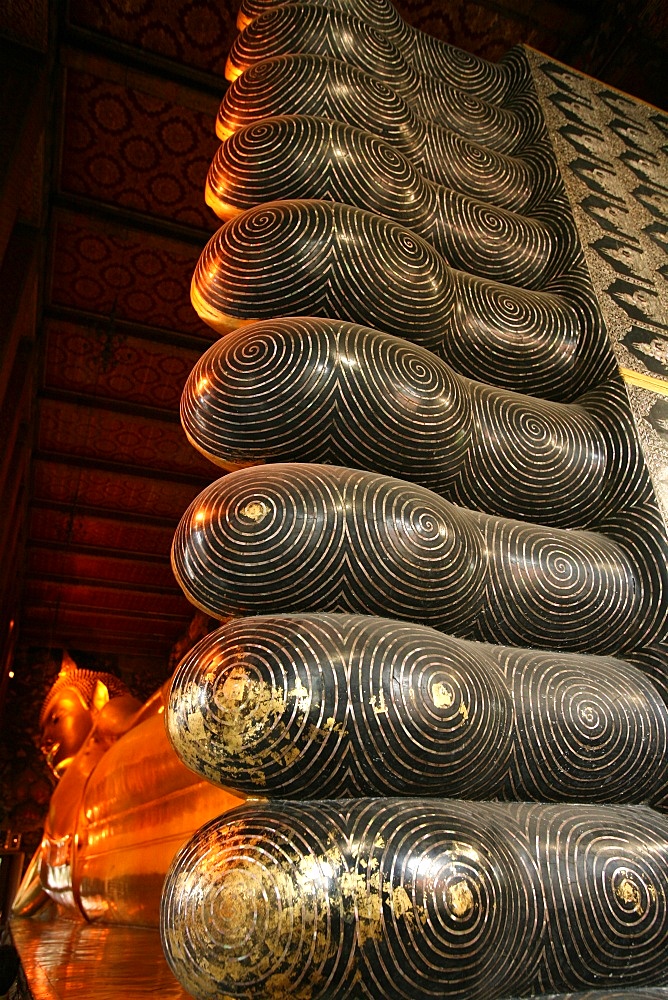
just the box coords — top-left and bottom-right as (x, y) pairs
(235, 0), (514, 106)
(504, 992), (668, 999)
(166, 613), (668, 805)
(163, 3), (668, 999)
(161, 799), (668, 1000)
(217, 52), (552, 214)
(514, 803), (668, 992)
(206, 114), (575, 288)
(171, 463), (648, 655)
(181, 317), (614, 529)
(191, 200), (604, 401)
(226, 4), (534, 155)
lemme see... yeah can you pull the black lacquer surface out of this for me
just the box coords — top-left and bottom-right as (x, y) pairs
(162, 3), (668, 998)
(234, 0), (529, 107)
(171, 463), (656, 654)
(503, 994), (668, 999)
(167, 613), (668, 804)
(161, 799), (668, 1000)
(207, 115), (577, 289)
(226, 5), (540, 152)
(192, 200), (608, 401)
(181, 317), (622, 529)
(217, 54), (552, 213)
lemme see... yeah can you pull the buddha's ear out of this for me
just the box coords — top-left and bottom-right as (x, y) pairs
(92, 680), (110, 715)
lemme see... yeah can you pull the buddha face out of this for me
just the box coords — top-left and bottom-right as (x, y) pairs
(40, 688), (94, 778)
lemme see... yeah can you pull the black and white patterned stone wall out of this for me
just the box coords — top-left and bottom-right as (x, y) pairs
(528, 50), (668, 523)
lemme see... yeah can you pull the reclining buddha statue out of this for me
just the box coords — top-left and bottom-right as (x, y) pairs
(16, 1), (668, 998)
(13, 652), (241, 926)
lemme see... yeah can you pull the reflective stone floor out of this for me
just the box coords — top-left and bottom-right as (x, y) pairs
(10, 917), (190, 999)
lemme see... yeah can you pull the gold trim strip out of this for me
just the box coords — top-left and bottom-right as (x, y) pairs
(620, 367), (668, 397)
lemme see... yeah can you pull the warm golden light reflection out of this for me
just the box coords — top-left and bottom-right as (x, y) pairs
(236, 9), (252, 31)
(12, 917), (190, 1000)
(224, 57), (242, 83)
(205, 178), (243, 221)
(13, 665), (243, 927)
(215, 119), (234, 142)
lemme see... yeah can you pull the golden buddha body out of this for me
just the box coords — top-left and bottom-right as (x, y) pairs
(13, 656), (241, 927)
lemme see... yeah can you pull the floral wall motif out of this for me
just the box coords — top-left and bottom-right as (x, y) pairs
(60, 70), (221, 231)
(48, 211), (215, 336)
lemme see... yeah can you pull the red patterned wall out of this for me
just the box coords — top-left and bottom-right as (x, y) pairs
(48, 210), (215, 335)
(32, 460), (204, 520)
(37, 398), (215, 477)
(29, 508), (176, 555)
(60, 69), (221, 230)
(27, 548), (179, 591)
(43, 318), (202, 410)
(24, 580), (189, 617)
(69, 0), (238, 77)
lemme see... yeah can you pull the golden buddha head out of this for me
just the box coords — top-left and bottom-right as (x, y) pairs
(39, 653), (130, 778)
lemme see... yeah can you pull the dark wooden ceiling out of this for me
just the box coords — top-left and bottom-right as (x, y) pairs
(0, 0), (666, 706)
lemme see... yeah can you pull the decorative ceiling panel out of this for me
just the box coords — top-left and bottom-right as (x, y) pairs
(48, 211), (212, 334)
(32, 459), (205, 520)
(27, 547), (179, 591)
(43, 318), (203, 410)
(37, 398), (215, 477)
(24, 579), (191, 617)
(59, 68), (221, 229)
(400, 2), (560, 62)
(20, 606), (190, 645)
(28, 508), (176, 556)
(68, 0), (237, 77)
(0, 0), (49, 51)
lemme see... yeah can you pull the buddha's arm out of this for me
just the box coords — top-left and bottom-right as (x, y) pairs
(12, 847), (50, 917)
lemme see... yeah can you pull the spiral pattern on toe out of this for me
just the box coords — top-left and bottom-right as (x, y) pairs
(475, 514), (640, 651)
(227, 5), (531, 154)
(167, 614), (514, 800)
(191, 201), (599, 400)
(181, 318), (614, 528)
(161, 800), (668, 1000)
(494, 647), (668, 803)
(514, 804), (668, 991)
(216, 54), (412, 144)
(206, 115), (571, 288)
(171, 463), (647, 654)
(417, 127), (539, 211)
(167, 613), (668, 805)
(503, 991), (668, 999)
(161, 803), (356, 999)
(459, 382), (608, 526)
(216, 55), (542, 213)
(445, 270), (580, 391)
(235, 0), (516, 106)
(181, 317), (469, 482)
(237, 0), (404, 38)
(412, 76), (539, 151)
(162, 2), (668, 997)
(227, 5), (417, 96)
(171, 463), (488, 634)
